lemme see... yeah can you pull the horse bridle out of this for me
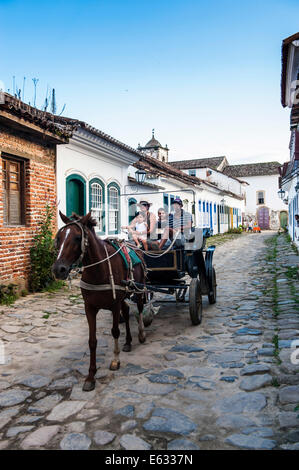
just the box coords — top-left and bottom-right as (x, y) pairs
(55, 220), (89, 268)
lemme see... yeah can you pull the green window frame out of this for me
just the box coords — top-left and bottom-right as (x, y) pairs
(128, 197), (137, 224)
(66, 174), (86, 218)
(89, 178), (105, 235)
(108, 182), (121, 235)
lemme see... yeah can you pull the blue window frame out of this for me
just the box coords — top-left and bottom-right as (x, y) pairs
(128, 197), (137, 224)
(203, 201), (205, 212)
(198, 200), (201, 211)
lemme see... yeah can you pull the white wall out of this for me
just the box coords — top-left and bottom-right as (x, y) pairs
(282, 175), (299, 246)
(183, 167), (244, 197)
(242, 174), (285, 214)
(56, 129), (139, 236)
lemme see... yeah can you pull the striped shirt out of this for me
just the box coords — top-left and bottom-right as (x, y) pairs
(170, 210), (192, 232)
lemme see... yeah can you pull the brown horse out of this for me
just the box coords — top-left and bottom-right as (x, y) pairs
(52, 211), (146, 391)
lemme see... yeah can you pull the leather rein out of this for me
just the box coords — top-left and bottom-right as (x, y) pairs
(55, 220), (146, 298)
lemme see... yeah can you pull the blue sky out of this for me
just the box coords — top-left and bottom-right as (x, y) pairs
(1, 0), (298, 164)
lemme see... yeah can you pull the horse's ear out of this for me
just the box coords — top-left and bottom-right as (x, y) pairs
(59, 211), (71, 224)
(80, 212), (92, 226)
(80, 212), (97, 228)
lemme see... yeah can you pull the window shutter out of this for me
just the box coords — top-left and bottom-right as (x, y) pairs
(2, 157), (24, 225)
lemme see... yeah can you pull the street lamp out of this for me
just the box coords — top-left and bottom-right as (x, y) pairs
(135, 169), (146, 184)
(277, 188), (286, 199)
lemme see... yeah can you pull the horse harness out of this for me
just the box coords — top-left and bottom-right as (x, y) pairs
(55, 220), (147, 300)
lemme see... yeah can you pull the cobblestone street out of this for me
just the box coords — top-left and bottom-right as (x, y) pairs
(0, 232), (298, 450)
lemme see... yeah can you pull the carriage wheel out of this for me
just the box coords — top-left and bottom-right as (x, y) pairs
(189, 278), (202, 325)
(208, 267), (217, 304)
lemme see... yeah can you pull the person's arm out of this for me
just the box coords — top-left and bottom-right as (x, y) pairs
(182, 216), (192, 230)
(180, 212), (192, 231)
(148, 213), (157, 235)
(129, 216), (138, 230)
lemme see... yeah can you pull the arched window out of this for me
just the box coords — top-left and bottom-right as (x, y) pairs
(108, 182), (120, 234)
(89, 178), (105, 234)
(66, 174), (86, 217)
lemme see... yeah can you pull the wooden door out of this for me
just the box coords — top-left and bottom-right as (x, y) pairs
(279, 211), (288, 229)
(66, 177), (85, 217)
(257, 207), (269, 229)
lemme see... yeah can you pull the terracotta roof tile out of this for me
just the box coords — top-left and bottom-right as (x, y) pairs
(223, 162), (281, 177)
(0, 93), (71, 140)
(169, 156), (227, 170)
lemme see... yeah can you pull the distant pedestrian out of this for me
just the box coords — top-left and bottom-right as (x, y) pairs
(295, 214), (299, 227)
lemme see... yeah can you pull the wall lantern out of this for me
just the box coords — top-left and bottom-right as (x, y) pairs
(277, 188), (286, 199)
(135, 169), (146, 184)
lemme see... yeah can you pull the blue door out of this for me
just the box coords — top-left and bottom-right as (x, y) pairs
(209, 203), (213, 231)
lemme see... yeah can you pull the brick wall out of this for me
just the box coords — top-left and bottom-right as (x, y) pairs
(0, 124), (57, 289)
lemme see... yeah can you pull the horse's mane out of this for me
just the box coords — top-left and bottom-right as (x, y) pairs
(71, 212), (97, 229)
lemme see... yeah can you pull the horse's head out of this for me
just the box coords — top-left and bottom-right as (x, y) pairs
(52, 211), (95, 280)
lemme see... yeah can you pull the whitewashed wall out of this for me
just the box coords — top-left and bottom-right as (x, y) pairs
(195, 168), (244, 197)
(56, 129), (139, 235)
(241, 174), (285, 214)
(282, 175), (299, 247)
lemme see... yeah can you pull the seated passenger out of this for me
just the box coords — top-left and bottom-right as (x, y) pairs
(159, 197), (192, 249)
(122, 212), (148, 250)
(156, 208), (170, 240)
(129, 200), (157, 240)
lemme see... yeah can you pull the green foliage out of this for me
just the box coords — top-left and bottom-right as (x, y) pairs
(227, 226), (242, 234)
(29, 203), (57, 292)
(0, 284), (19, 305)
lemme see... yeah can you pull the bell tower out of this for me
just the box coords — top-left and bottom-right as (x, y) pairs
(138, 129), (169, 163)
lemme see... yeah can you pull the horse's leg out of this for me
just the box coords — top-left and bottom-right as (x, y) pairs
(121, 300), (132, 352)
(109, 302), (121, 370)
(83, 304), (98, 392)
(137, 294), (146, 344)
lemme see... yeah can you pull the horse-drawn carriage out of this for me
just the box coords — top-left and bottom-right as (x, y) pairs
(125, 227), (217, 325)
(52, 203), (217, 390)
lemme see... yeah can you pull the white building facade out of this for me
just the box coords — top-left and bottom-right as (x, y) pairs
(223, 163), (287, 230)
(170, 156), (245, 233)
(128, 149), (245, 235)
(280, 32), (299, 247)
(56, 124), (140, 237)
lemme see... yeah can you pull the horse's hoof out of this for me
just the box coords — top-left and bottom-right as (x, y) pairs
(82, 380), (95, 392)
(109, 360), (120, 371)
(123, 343), (132, 352)
(138, 333), (146, 344)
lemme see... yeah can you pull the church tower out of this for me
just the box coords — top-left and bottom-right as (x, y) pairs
(138, 130), (169, 163)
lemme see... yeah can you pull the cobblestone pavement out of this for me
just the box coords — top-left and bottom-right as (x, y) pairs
(0, 232), (298, 450)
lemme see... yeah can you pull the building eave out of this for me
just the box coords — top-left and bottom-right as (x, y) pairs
(70, 129), (140, 166)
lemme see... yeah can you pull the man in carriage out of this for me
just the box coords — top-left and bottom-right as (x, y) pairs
(158, 196), (193, 250)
